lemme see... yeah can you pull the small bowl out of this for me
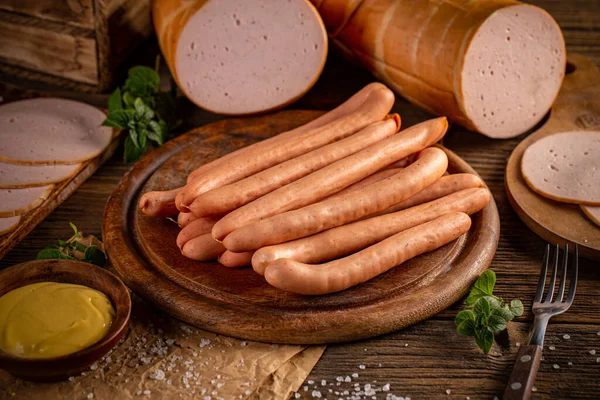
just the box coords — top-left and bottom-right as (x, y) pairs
(0, 259), (131, 382)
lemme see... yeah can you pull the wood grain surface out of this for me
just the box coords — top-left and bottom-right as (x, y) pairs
(1, 1), (599, 398)
(102, 111), (499, 344)
(505, 54), (600, 260)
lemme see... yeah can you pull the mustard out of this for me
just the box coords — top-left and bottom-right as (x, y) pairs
(0, 282), (115, 359)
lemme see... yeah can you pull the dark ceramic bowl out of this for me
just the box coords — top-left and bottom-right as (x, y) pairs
(0, 259), (131, 382)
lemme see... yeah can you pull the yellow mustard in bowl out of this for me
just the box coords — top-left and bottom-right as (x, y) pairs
(0, 282), (115, 359)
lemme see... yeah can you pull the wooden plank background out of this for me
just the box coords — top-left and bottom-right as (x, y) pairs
(0, 1), (599, 398)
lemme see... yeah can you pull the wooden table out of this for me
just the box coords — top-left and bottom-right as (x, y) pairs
(1, 1), (599, 398)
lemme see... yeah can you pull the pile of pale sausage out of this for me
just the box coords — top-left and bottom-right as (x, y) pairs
(139, 83), (491, 295)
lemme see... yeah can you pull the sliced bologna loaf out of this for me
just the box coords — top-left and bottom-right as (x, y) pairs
(0, 162), (80, 188)
(153, 0), (327, 115)
(0, 216), (20, 236)
(581, 206), (600, 228)
(311, 0), (565, 138)
(0, 98), (113, 165)
(0, 186), (53, 217)
(521, 131), (600, 206)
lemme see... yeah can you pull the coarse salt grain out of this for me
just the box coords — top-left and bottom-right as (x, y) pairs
(345, 376), (351, 382)
(68, 377), (75, 382)
(90, 363), (98, 371)
(382, 384), (390, 391)
(563, 334), (570, 339)
(143, 390), (151, 395)
(150, 369), (165, 380)
(359, 365), (366, 369)
(304, 386), (309, 391)
(516, 342), (521, 347)
(553, 364), (560, 369)
(240, 341), (247, 346)
(321, 380), (326, 386)
(446, 389), (451, 395)
(87, 394), (94, 399)
(199, 339), (211, 348)
(590, 350), (596, 355)
(295, 393), (301, 399)
(245, 389), (252, 395)
(352, 373), (359, 378)
(311, 390), (322, 398)
(597, 357), (600, 363)
(532, 387), (538, 392)
(568, 362), (573, 365)
(404, 343), (408, 347)
(549, 346), (556, 350)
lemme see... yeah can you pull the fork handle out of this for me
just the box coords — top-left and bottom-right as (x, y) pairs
(503, 344), (542, 400)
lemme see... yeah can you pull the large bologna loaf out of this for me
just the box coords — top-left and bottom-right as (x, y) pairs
(310, 0), (566, 138)
(153, 0), (328, 115)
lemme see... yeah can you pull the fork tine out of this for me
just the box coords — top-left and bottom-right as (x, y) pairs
(544, 244), (559, 302)
(566, 244), (578, 305)
(535, 244), (550, 303)
(556, 243), (569, 302)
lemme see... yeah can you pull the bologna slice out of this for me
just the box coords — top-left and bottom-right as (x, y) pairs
(521, 131), (600, 205)
(0, 162), (80, 188)
(0, 216), (20, 236)
(311, 0), (565, 138)
(0, 186), (53, 217)
(581, 206), (600, 228)
(0, 98), (113, 165)
(153, 0), (327, 115)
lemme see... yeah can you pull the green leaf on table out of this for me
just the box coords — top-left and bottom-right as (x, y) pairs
(455, 310), (475, 327)
(123, 91), (136, 108)
(134, 97), (154, 122)
(147, 120), (168, 145)
(474, 297), (491, 317)
(83, 245), (106, 267)
(466, 270), (496, 305)
(476, 312), (488, 327)
(137, 124), (148, 149)
(102, 109), (133, 129)
(487, 314), (507, 332)
(124, 135), (145, 162)
(475, 328), (494, 354)
(509, 300), (524, 317)
(457, 319), (476, 336)
(69, 222), (81, 238)
(491, 306), (514, 323)
(74, 241), (88, 253)
(37, 248), (76, 261)
(124, 66), (160, 97)
(108, 88), (123, 112)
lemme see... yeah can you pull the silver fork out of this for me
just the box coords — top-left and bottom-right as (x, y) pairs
(503, 243), (578, 400)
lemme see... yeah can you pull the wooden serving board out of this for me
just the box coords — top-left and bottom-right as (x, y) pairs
(103, 110), (500, 344)
(0, 137), (119, 259)
(505, 54), (600, 261)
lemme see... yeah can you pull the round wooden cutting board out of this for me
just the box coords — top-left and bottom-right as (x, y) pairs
(103, 110), (500, 344)
(506, 54), (600, 261)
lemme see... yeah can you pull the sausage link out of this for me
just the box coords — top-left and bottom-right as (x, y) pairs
(189, 116), (400, 217)
(327, 167), (402, 199)
(177, 211), (198, 228)
(185, 82), (389, 183)
(176, 215), (221, 249)
(138, 188), (180, 217)
(218, 251), (254, 268)
(176, 87), (395, 210)
(263, 212), (472, 295)
(213, 118), (448, 241)
(252, 187), (489, 274)
(222, 146), (449, 252)
(181, 233), (225, 261)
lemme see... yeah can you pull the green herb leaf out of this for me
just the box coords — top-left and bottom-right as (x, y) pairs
(487, 314), (507, 332)
(476, 312), (488, 327)
(474, 297), (491, 317)
(69, 222), (81, 238)
(491, 306), (514, 323)
(108, 88), (123, 112)
(134, 97), (154, 122)
(123, 91), (136, 108)
(74, 241), (88, 253)
(83, 245), (106, 267)
(147, 120), (168, 145)
(58, 239), (68, 247)
(124, 135), (145, 162)
(466, 270), (496, 305)
(457, 319), (476, 336)
(137, 124), (148, 149)
(37, 248), (77, 261)
(509, 300), (524, 317)
(102, 109), (133, 129)
(124, 66), (160, 97)
(475, 328), (494, 354)
(455, 310), (475, 327)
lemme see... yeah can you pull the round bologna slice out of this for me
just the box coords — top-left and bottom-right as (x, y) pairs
(0, 216), (20, 236)
(0, 162), (81, 188)
(0, 98), (113, 165)
(581, 205), (600, 228)
(154, 0), (327, 115)
(0, 186), (53, 217)
(521, 131), (600, 205)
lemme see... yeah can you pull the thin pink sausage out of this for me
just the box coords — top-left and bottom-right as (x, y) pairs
(181, 233), (225, 261)
(189, 116), (400, 217)
(218, 251), (254, 268)
(185, 82), (389, 183)
(263, 212), (472, 295)
(327, 167), (402, 199)
(213, 118), (448, 241)
(176, 87), (395, 210)
(138, 188), (180, 217)
(177, 211), (198, 228)
(222, 146), (449, 252)
(176, 215), (221, 249)
(252, 187), (489, 274)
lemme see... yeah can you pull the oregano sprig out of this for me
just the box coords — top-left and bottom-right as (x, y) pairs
(455, 270), (524, 354)
(36, 222), (106, 267)
(102, 61), (180, 162)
